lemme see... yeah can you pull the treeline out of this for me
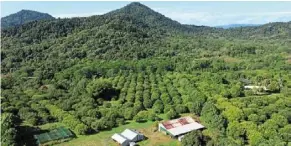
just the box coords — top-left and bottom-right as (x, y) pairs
(40, 101), (90, 135)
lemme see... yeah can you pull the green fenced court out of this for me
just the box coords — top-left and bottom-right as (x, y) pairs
(34, 127), (74, 145)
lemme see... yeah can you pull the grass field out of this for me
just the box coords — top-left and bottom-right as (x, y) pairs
(55, 120), (180, 146)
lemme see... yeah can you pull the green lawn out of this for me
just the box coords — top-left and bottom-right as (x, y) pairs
(54, 120), (179, 146)
(28, 113), (194, 146)
(51, 113), (196, 146)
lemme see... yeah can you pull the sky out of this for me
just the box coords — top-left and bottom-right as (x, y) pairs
(1, 1), (291, 26)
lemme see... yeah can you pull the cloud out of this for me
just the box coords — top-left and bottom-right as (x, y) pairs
(52, 7), (291, 26)
(152, 7), (291, 26)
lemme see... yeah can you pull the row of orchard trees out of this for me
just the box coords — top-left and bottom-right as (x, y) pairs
(2, 61), (287, 140)
(49, 70), (197, 133)
(49, 69), (286, 134)
(110, 70), (188, 118)
(40, 101), (90, 135)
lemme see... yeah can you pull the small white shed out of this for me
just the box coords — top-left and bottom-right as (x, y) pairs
(121, 129), (145, 142)
(111, 133), (130, 146)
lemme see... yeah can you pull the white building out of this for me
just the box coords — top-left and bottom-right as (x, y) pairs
(121, 129), (145, 142)
(158, 116), (204, 141)
(111, 133), (130, 146)
(244, 85), (268, 91)
(112, 129), (145, 146)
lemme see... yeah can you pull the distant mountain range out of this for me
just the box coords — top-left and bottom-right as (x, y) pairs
(1, 7), (287, 30)
(1, 9), (55, 28)
(215, 24), (262, 29)
(1, 2), (290, 40)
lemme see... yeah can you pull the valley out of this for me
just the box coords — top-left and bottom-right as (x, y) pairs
(1, 2), (291, 146)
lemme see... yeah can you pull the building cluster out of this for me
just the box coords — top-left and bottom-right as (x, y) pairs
(111, 116), (204, 146)
(111, 129), (145, 146)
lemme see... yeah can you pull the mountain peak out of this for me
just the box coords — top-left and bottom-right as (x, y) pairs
(18, 9), (43, 14)
(104, 2), (187, 31)
(1, 9), (55, 28)
(125, 2), (148, 7)
(19, 9), (36, 12)
(115, 2), (154, 14)
(127, 2), (145, 6)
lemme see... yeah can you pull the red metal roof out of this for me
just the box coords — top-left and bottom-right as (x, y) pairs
(161, 117), (194, 130)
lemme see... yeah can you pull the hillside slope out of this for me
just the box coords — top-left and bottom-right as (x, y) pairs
(1, 2), (291, 74)
(1, 9), (55, 28)
(222, 21), (291, 39)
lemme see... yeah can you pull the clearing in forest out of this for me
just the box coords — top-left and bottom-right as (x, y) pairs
(55, 120), (179, 146)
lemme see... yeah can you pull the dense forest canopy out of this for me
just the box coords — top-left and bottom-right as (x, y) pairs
(1, 2), (291, 146)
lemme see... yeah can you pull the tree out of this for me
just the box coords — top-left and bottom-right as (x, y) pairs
(175, 104), (188, 114)
(42, 101), (91, 135)
(230, 85), (242, 98)
(279, 125), (291, 142)
(166, 109), (179, 120)
(123, 107), (134, 120)
(86, 78), (119, 100)
(267, 80), (280, 92)
(271, 113), (288, 127)
(222, 106), (244, 122)
(227, 121), (245, 139)
(1, 114), (18, 146)
(181, 130), (203, 146)
(248, 130), (264, 146)
(134, 111), (148, 123)
(92, 119), (107, 131)
(75, 124), (89, 135)
(152, 100), (164, 113)
(248, 114), (260, 124)
(187, 102), (202, 115)
(148, 111), (160, 121)
(133, 101), (144, 115)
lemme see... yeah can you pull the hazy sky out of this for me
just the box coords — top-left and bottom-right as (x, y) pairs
(1, 1), (291, 26)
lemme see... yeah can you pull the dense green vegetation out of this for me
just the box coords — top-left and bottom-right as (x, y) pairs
(1, 9), (55, 28)
(1, 113), (18, 146)
(1, 2), (291, 146)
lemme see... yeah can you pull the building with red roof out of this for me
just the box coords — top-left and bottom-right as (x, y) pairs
(158, 116), (204, 141)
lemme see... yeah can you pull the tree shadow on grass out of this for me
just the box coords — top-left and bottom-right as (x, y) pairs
(17, 125), (49, 146)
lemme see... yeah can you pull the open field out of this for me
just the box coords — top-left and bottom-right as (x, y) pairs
(55, 120), (179, 146)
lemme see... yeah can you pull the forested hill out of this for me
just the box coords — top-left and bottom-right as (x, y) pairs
(1, 2), (291, 146)
(105, 2), (194, 32)
(216, 24), (261, 29)
(0, 2), (199, 41)
(2, 3), (290, 39)
(1, 9), (55, 28)
(1, 2), (291, 73)
(222, 21), (291, 39)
